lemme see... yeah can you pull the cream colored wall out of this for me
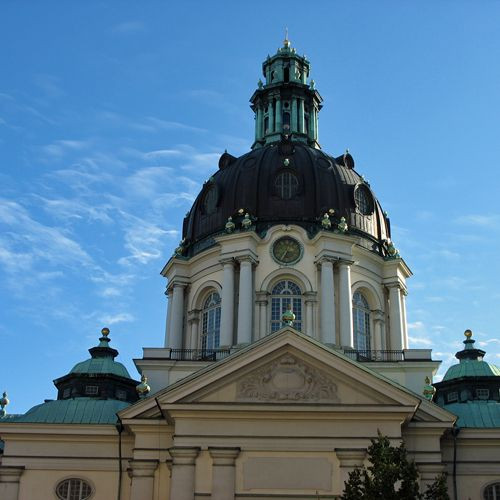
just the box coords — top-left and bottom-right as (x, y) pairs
(169, 225), (407, 351)
(0, 427), (134, 500)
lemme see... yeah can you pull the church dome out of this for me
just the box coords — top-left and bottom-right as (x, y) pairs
(179, 39), (392, 259)
(182, 141), (391, 258)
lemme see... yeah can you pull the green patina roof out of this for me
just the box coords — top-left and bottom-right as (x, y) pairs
(442, 359), (500, 381)
(70, 357), (131, 378)
(1, 398), (129, 424)
(446, 401), (500, 428)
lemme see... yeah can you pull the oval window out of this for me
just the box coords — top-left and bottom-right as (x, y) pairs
(56, 478), (93, 500)
(354, 185), (373, 215)
(203, 186), (218, 214)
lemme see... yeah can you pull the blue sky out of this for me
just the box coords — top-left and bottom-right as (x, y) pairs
(1, 1), (500, 413)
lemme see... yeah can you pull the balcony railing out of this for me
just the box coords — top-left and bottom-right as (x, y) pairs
(168, 348), (232, 361)
(343, 349), (406, 362)
(162, 348), (431, 363)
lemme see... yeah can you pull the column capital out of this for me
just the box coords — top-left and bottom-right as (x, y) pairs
(168, 446), (201, 465)
(187, 309), (201, 324)
(303, 291), (318, 303)
(315, 255), (337, 267)
(167, 280), (189, 294)
(0, 465), (24, 482)
(127, 459), (159, 478)
(372, 309), (385, 323)
(255, 290), (269, 304)
(236, 255), (258, 266)
(334, 448), (366, 467)
(208, 447), (241, 466)
(337, 258), (355, 267)
(219, 257), (235, 267)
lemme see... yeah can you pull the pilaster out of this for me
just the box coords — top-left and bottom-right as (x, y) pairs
(169, 447), (200, 500)
(236, 256), (257, 345)
(128, 459), (159, 500)
(0, 466), (24, 500)
(335, 448), (366, 488)
(209, 447), (241, 500)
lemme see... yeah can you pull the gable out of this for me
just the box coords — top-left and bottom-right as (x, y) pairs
(182, 348), (400, 406)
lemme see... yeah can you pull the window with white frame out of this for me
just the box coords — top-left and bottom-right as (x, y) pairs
(201, 292), (221, 351)
(476, 388), (490, 400)
(352, 291), (371, 351)
(270, 280), (302, 332)
(484, 483), (500, 500)
(56, 478), (92, 500)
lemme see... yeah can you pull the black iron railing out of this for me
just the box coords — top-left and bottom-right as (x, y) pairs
(168, 349), (232, 361)
(343, 349), (405, 362)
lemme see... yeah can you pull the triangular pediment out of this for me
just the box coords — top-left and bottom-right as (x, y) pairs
(120, 328), (436, 420)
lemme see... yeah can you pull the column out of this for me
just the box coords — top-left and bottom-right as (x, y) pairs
(237, 257), (255, 345)
(401, 288), (408, 349)
(168, 283), (186, 349)
(256, 291), (269, 339)
(304, 291), (317, 337)
(0, 466), (24, 500)
(335, 449), (366, 490)
(388, 284), (404, 351)
(128, 460), (159, 500)
(308, 108), (315, 138)
(268, 101), (274, 134)
(169, 447), (200, 500)
(298, 98), (305, 133)
(209, 447), (240, 500)
(187, 310), (200, 350)
(291, 98), (298, 133)
(220, 259), (235, 347)
(338, 261), (354, 348)
(320, 259), (335, 344)
(372, 311), (384, 355)
(314, 107), (319, 142)
(256, 108), (263, 140)
(275, 98), (282, 133)
(164, 289), (173, 347)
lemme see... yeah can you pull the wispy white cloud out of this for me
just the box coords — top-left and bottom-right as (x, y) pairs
(408, 336), (433, 346)
(99, 312), (135, 325)
(408, 321), (425, 330)
(454, 214), (500, 227)
(42, 139), (89, 159)
(111, 21), (145, 34)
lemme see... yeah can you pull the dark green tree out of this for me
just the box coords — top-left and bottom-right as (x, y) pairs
(340, 433), (449, 500)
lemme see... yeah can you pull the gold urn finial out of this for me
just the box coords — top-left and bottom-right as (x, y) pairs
(101, 327), (110, 337)
(136, 374), (151, 398)
(282, 304), (296, 326)
(0, 391), (9, 417)
(464, 329), (473, 339)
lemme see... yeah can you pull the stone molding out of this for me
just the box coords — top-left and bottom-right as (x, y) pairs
(303, 291), (318, 304)
(127, 459), (159, 478)
(255, 290), (269, 305)
(0, 466), (24, 482)
(236, 353), (339, 402)
(187, 309), (201, 324)
(168, 446), (201, 466)
(235, 255), (258, 266)
(208, 447), (241, 466)
(334, 448), (367, 467)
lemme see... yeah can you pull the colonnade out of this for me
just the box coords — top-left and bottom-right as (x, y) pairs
(164, 257), (408, 352)
(255, 96), (318, 141)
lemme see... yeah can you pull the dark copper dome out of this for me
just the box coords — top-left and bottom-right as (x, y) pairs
(181, 138), (392, 258)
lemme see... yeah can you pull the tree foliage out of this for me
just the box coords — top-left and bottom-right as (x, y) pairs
(340, 433), (449, 500)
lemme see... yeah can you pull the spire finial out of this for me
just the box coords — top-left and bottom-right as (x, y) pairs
(464, 329), (473, 339)
(283, 27), (290, 48)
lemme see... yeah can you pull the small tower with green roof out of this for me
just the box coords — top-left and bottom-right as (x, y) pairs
(434, 330), (500, 428)
(250, 33), (323, 149)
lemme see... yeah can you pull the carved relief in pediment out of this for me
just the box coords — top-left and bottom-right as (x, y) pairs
(236, 354), (339, 402)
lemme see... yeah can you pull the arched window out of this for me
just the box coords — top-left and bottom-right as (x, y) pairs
(353, 291), (371, 351)
(201, 292), (221, 351)
(270, 280), (302, 332)
(275, 171), (299, 200)
(56, 478), (93, 500)
(484, 483), (500, 500)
